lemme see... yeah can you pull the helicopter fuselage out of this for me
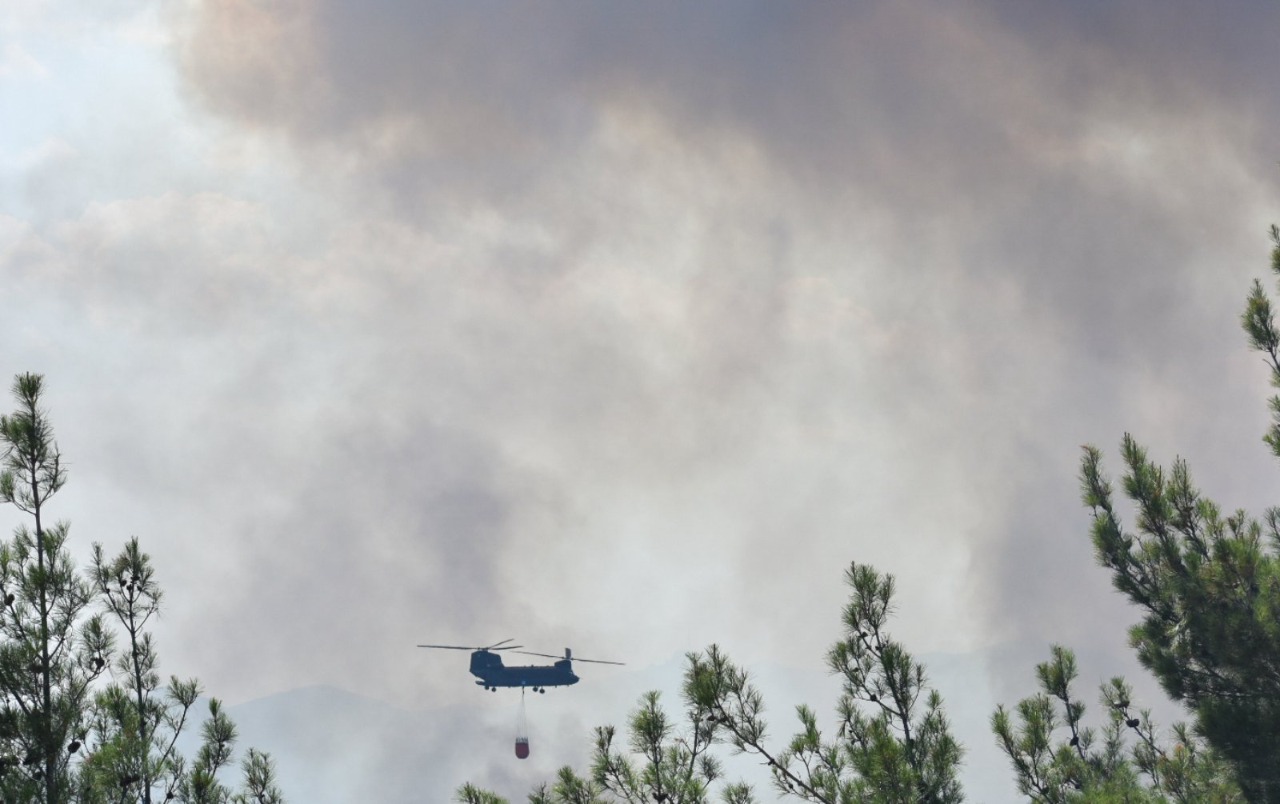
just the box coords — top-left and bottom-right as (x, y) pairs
(469, 650), (579, 691)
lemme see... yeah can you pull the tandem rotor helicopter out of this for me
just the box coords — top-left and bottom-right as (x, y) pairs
(418, 639), (624, 692)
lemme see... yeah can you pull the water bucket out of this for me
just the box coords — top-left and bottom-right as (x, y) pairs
(514, 736), (530, 759)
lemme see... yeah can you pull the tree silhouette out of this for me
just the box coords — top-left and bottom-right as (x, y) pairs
(1073, 225), (1280, 800)
(0, 374), (285, 803)
(0, 373), (110, 802)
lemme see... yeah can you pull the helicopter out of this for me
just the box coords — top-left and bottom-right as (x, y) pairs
(418, 639), (624, 692)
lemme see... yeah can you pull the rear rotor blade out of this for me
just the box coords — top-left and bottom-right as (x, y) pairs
(418, 642), (524, 651)
(510, 650), (563, 660)
(510, 650), (624, 665)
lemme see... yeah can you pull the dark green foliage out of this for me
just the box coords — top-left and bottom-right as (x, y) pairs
(178, 699), (284, 804)
(1242, 226), (1280, 458)
(1082, 442), (1280, 795)
(686, 563), (963, 804)
(461, 562), (963, 804)
(589, 688), (725, 803)
(457, 785), (511, 804)
(1068, 226), (1280, 799)
(1081, 437), (1280, 798)
(78, 538), (201, 803)
(0, 374), (284, 803)
(992, 645), (1239, 802)
(0, 373), (110, 802)
(531, 768), (610, 804)
(237, 748), (285, 804)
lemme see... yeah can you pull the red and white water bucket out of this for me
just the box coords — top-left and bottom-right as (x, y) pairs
(514, 736), (530, 759)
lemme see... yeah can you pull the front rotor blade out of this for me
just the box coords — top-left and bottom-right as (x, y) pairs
(417, 644), (480, 650)
(571, 658), (626, 666)
(510, 650), (563, 660)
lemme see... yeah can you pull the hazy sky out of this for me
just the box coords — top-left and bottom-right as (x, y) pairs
(4, 1), (1280, 800)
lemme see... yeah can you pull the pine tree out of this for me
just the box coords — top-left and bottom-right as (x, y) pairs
(456, 783), (511, 804)
(993, 645), (1239, 801)
(0, 374), (284, 803)
(0, 373), (111, 802)
(77, 538), (204, 803)
(686, 563), (963, 803)
(234, 748), (284, 804)
(1077, 226), (1280, 800)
